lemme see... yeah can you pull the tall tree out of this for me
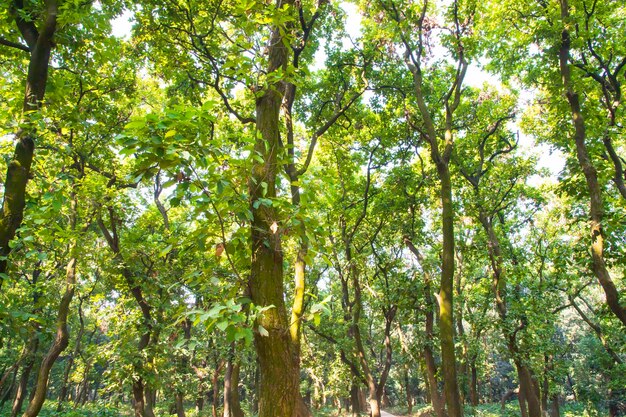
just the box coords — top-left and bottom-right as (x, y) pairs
(0, 0), (58, 280)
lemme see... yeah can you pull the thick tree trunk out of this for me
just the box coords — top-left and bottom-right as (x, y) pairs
(558, 0), (626, 328)
(436, 162), (463, 417)
(0, 0), (58, 283)
(248, 2), (298, 415)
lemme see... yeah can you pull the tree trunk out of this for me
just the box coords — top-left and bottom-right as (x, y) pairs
(22, 189), (78, 417)
(0, 353), (25, 394)
(97, 212), (155, 417)
(437, 161), (463, 417)
(248, 2), (299, 415)
(0, 0), (58, 283)
(74, 361), (91, 407)
(0, 368), (17, 408)
(230, 362), (244, 417)
(11, 332), (39, 417)
(516, 363), (542, 417)
(223, 357), (232, 417)
(175, 392), (185, 417)
(469, 359), (478, 406)
(477, 213), (542, 417)
(558, 0), (626, 328)
(144, 386), (156, 417)
(404, 238), (446, 417)
(350, 384), (362, 416)
(11, 364), (33, 417)
(211, 360), (223, 417)
(404, 367), (413, 415)
(550, 394), (560, 417)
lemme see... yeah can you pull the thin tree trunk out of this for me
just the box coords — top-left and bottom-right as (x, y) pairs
(211, 360), (224, 417)
(478, 213), (542, 417)
(22, 186), (79, 417)
(405, 18), (466, 411)
(11, 317), (40, 417)
(175, 392), (185, 417)
(404, 367), (413, 415)
(437, 162), (463, 417)
(469, 358), (478, 406)
(230, 362), (244, 417)
(550, 394), (560, 417)
(558, 0), (626, 327)
(0, 352), (25, 394)
(97, 212), (154, 417)
(404, 238), (446, 417)
(223, 356), (232, 417)
(11, 362), (34, 417)
(0, 368), (17, 408)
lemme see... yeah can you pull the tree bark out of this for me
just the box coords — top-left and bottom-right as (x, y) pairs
(437, 161), (463, 417)
(97, 210), (155, 417)
(175, 392), (185, 417)
(477, 212), (542, 417)
(404, 238), (446, 417)
(0, 367), (17, 408)
(212, 364), (221, 417)
(558, 0), (626, 327)
(404, 367), (413, 415)
(248, 2), (298, 416)
(10, 334), (38, 417)
(0, 0), (58, 282)
(230, 362), (244, 417)
(350, 384), (361, 416)
(404, 13), (466, 410)
(22, 187), (78, 417)
(469, 358), (478, 406)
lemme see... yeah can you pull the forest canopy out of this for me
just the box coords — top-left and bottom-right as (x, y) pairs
(0, 0), (624, 417)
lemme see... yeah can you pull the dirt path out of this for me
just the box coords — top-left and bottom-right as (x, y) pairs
(380, 411), (397, 417)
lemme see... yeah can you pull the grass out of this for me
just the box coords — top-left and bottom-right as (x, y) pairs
(0, 401), (129, 417)
(1, 401), (601, 416)
(311, 402), (602, 417)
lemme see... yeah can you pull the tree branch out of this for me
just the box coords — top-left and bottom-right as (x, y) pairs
(0, 37), (30, 52)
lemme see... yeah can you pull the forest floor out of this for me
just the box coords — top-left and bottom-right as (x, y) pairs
(314, 402), (603, 417)
(0, 401), (603, 417)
